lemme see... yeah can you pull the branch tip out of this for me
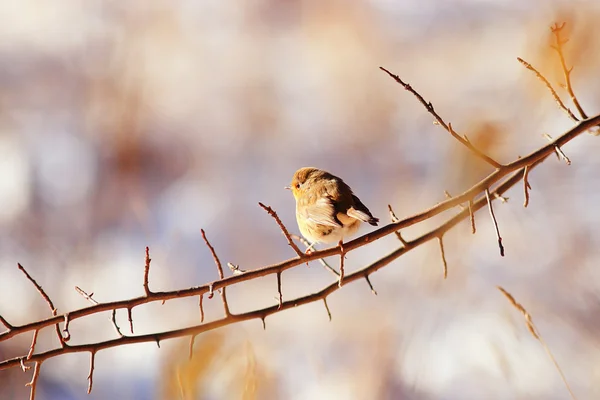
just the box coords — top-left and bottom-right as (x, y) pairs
(323, 298), (332, 322)
(485, 189), (505, 257)
(143, 246), (152, 296)
(258, 202), (304, 257)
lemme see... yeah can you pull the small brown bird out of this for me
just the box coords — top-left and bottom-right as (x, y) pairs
(287, 167), (379, 248)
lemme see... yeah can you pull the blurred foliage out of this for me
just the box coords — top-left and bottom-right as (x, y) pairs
(1, 1), (600, 399)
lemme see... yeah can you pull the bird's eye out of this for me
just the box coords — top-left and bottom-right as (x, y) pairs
(295, 183), (301, 189)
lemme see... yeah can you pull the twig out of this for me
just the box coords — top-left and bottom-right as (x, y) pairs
(551, 22), (587, 120)
(258, 202), (304, 257)
(75, 286), (99, 305)
(468, 200), (476, 234)
(497, 286), (576, 400)
(201, 229), (231, 316)
(20, 358), (30, 371)
(364, 274), (377, 295)
(227, 262), (246, 275)
(444, 191), (465, 210)
(380, 67), (503, 168)
(76, 286), (124, 337)
(111, 310), (124, 337)
(543, 134), (571, 165)
(338, 242), (345, 288)
(87, 351), (96, 394)
(62, 314), (71, 342)
(25, 361), (41, 400)
(199, 295), (205, 323)
(276, 272), (283, 310)
(0, 315), (12, 330)
(18, 264), (64, 345)
(27, 330), (39, 360)
(485, 189), (504, 257)
(323, 298), (332, 322)
(523, 165), (532, 207)
(388, 205), (408, 245)
(438, 236), (448, 279)
(517, 57), (578, 122)
(127, 307), (134, 335)
(143, 247), (152, 296)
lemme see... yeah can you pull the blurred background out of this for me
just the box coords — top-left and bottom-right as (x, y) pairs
(1, 1), (600, 399)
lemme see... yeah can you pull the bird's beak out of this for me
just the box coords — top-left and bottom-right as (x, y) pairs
(284, 186), (291, 190)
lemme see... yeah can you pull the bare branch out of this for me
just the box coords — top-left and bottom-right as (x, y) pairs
(444, 190), (465, 210)
(276, 272), (283, 310)
(498, 286), (576, 400)
(364, 274), (377, 295)
(27, 330), (38, 360)
(523, 165), (532, 208)
(323, 298), (332, 322)
(517, 57), (579, 122)
(388, 204), (408, 245)
(338, 241), (345, 287)
(438, 236), (448, 279)
(485, 189), (505, 257)
(543, 134), (571, 165)
(380, 67), (503, 168)
(468, 200), (476, 234)
(0, 315), (12, 330)
(62, 314), (71, 342)
(551, 22), (587, 120)
(1, 114), (599, 374)
(111, 310), (124, 337)
(143, 246), (152, 296)
(87, 351), (96, 394)
(25, 361), (41, 400)
(126, 308), (134, 335)
(18, 263), (64, 345)
(75, 286), (99, 305)
(258, 202), (304, 257)
(201, 229), (231, 316)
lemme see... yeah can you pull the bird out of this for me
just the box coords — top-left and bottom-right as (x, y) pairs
(287, 167), (379, 251)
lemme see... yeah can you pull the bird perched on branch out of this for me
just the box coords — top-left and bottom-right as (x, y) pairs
(287, 167), (379, 251)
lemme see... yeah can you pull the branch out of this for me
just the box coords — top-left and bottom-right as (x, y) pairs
(18, 264), (66, 345)
(1, 161), (538, 372)
(379, 67), (503, 168)
(498, 286), (576, 399)
(258, 202), (305, 257)
(517, 57), (579, 122)
(438, 236), (448, 279)
(2, 114), (599, 349)
(201, 229), (231, 316)
(551, 22), (587, 120)
(485, 189), (504, 257)
(143, 247), (152, 296)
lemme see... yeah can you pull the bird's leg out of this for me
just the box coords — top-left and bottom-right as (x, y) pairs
(338, 240), (345, 287)
(304, 241), (317, 254)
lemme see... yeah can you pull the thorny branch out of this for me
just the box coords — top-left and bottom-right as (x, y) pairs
(379, 67), (502, 169)
(17, 263), (66, 347)
(1, 157), (550, 373)
(1, 24), (598, 400)
(2, 113), (599, 375)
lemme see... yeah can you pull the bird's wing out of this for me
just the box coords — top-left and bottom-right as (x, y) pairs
(298, 196), (342, 227)
(346, 195), (379, 226)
